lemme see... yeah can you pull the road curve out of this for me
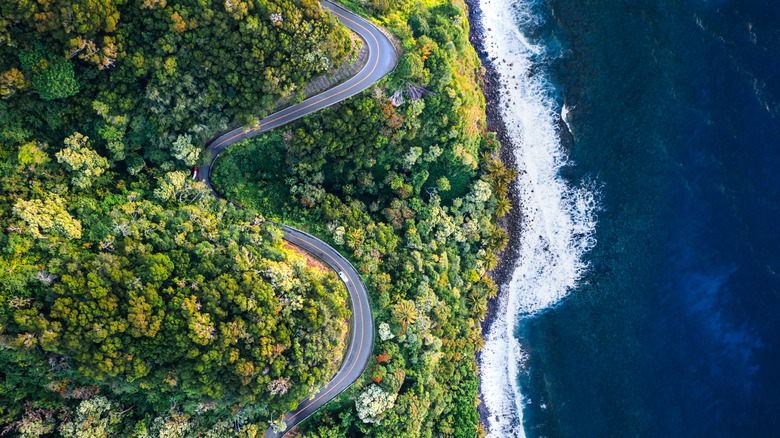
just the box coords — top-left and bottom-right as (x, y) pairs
(272, 225), (373, 438)
(200, 0), (397, 195)
(196, 3), (396, 436)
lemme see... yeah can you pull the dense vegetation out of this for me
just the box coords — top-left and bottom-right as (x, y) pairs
(0, 0), (516, 435)
(213, 0), (517, 436)
(0, 0), (356, 435)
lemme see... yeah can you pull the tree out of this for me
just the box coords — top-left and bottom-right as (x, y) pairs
(154, 171), (188, 201)
(127, 291), (163, 338)
(19, 44), (80, 100)
(94, 101), (129, 161)
(408, 14), (430, 37)
(142, 253), (174, 284)
(495, 197), (511, 217)
(5, 0), (122, 38)
(272, 419), (287, 433)
(138, 408), (193, 438)
(392, 300), (417, 334)
(3, 406), (56, 438)
(355, 384), (397, 424)
(126, 156), (146, 175)
(56, 133), (109, 189)
(17, 141), (49, 167)
(0, 68), (28, 99)
(12, 194), (82, 240)
(479, 250), (498, 273)
(171, 134), (199, 166)
(378, 322), (395, 341)
(396, 53), (424, 80)
(59, 397), (122, 438)
(436, 176), (451, 192)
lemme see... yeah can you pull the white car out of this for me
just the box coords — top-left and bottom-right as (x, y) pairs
(338, 271), (349, 283)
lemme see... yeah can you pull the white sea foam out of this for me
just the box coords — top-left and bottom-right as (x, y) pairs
(477, 0), (599, 436)
(561, 104), (574, 137)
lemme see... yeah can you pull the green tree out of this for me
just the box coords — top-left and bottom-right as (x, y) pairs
(153, 171), (188, 201)
(396, 52), (424, 80)
(17, 141), (49, 167)
(392, 299), (417, 333)
(12, 194), (82, 240)
(436, 176), (451, 192)
(171, 134), (199, 166)
(60, 397), (122, 438)
(355, 384), (397, 424)
(19, 44), (80, 100)
(56, 133), (109, 189)
(0, 68), (29, 99)
(142, 254), (174, 284)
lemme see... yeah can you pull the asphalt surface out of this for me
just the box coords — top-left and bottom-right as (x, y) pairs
(273, 225), (373, 438)
(195, 3), (396, 436)
(201, 1), (398, 195)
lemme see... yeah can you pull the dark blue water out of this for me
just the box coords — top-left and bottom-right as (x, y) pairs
(516, 0), (780, 436)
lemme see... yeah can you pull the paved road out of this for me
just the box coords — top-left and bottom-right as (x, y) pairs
(196, 3), (396, 436)
(200, 0), (397, 194)
(273, 225), (373, 438)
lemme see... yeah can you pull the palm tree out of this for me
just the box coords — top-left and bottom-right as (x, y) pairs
(487, 157), (503, 175)
(495, 197), (511, 217)
(469, 293), (488, 320)
(481, 275), (499, 299)
(495, 179), (509, 196)
(480, 251), (499, 273)
(392, 300), (418, 334)
(487, 225), (509, 251)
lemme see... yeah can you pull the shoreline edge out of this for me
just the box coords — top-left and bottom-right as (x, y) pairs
(463, 0), (525, 431)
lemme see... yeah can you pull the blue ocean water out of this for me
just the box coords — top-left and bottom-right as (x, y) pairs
(480, 0), (780, 436)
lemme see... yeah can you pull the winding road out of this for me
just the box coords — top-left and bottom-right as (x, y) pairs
(196, 2), (397, 436)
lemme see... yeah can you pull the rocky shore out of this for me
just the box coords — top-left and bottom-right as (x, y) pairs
(464, 0), (524, 430)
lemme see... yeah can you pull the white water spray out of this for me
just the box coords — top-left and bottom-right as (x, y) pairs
(477, 0), (599, 436)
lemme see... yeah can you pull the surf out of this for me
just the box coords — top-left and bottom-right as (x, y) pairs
(477, 0), (599, 436)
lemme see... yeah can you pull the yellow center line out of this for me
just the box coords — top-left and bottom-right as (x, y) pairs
(210, 8), (382, 152)
(283, 232), (366, 423)
(204, 5), (385, 433)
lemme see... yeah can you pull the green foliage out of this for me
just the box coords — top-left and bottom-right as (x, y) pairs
(1, 190), (352, 430)
(213, 2), (507, 437)
(12, 194), (82, 240)
(355, 384), (396, 424)
(408, 14), (430, 38)
(0, 68), (29, 99)
(436, 176), (451, 192)
(448, 364), (481, 438)
(170, 134), (199, 167)
(56, 133), (109, 189)
(396, 52), (424, 80)
(2, 0), (122, 40)
(1, 4), (355, 416)
(17, 141), (49, 167)
(153, 171), (188, 201)
(0, 0), (509, 436)
(59, 397), (121, 438)
(19, 44), (80, 100)
(1, 0), (353, 167)
(212, 133), (294, 217)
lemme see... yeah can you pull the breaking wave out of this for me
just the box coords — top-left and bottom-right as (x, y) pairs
(477, 0), (599, 436)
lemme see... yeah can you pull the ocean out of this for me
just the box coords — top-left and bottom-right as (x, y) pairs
(477, 0), (780, 436)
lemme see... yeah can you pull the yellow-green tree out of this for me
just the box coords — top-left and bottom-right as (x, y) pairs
(56, 133), (109, 189)
(12, 194), (82, 240)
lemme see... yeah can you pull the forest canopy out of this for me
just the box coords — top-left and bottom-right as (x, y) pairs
(0, 0), (513, 435)
(0, 0), (356, 434)
(212, 0), (516, 436)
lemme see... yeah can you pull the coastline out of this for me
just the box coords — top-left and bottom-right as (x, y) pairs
(464, 0), (524, 430)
